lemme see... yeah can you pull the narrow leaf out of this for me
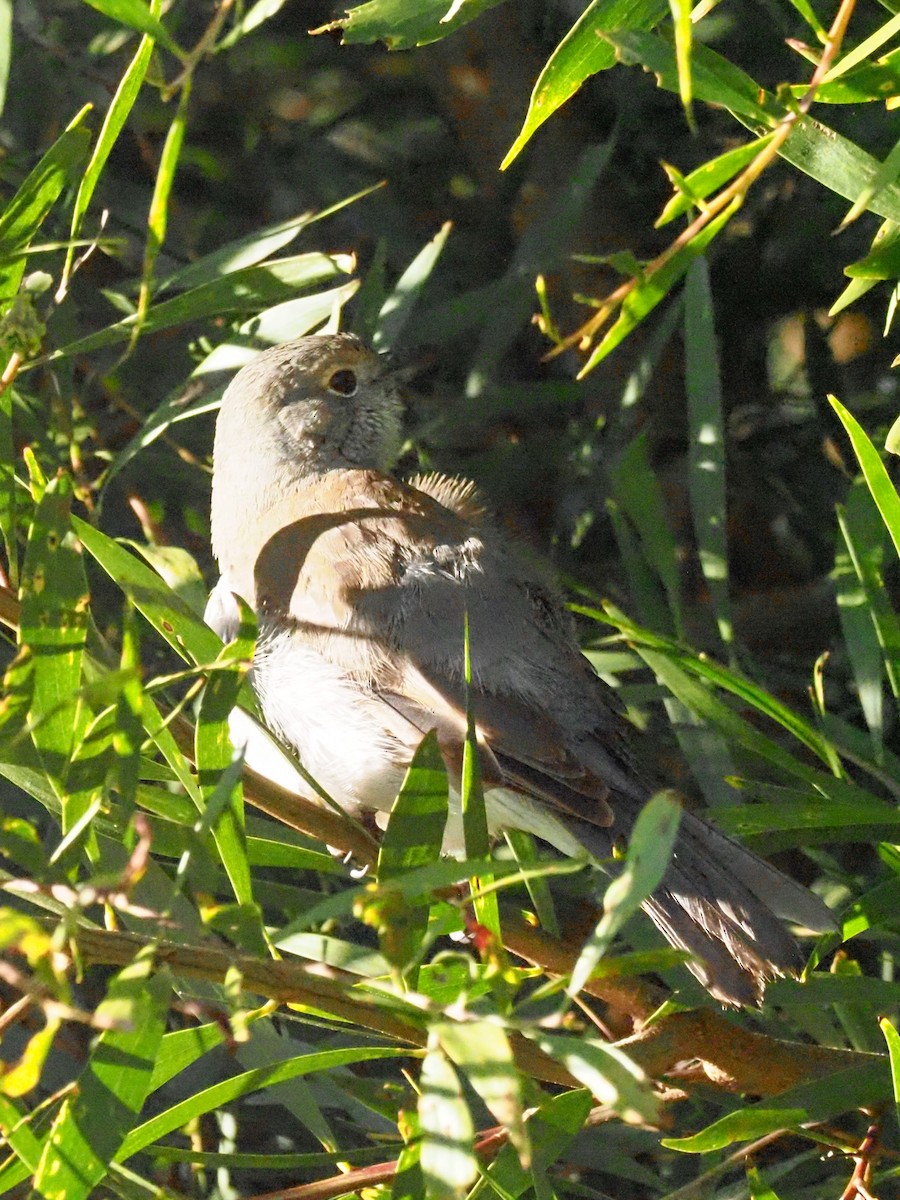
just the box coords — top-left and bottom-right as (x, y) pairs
(684, 256), (732, 653)
(378, 730), (449, 880)
(569, 792), (681, 994)
(118, 1047), (410, 1162)
(533, 1035), (658, 1125)
(82, 0), (183, 55)
(19, 478), (91, 826)
(663, 1108), (807, 1152)
(374, 221), (451, 350)
(194, 598), (258, 919)
(419, 1036), (477, 1200)
(317, 0), (507, 50)
(501, 0), (668, 169)
(830, 395), (900, 567)
(437, 1021), (529, 1165)
(33, 950), (171, 1200)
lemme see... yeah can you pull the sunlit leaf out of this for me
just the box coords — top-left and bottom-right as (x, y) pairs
(501, 0), (668, 169)
(663, 1107), (807, 1152)
(419, 1035), (477, 1200)
(316, 0), (507, 50)
(82, 0), (183, 55)
(533, 1035), (658, 1125)
(570, 791), (681, 994)
(33, 950), (171, 1200)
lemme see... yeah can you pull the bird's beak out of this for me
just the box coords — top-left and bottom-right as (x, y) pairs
(379, 345), (438, 385)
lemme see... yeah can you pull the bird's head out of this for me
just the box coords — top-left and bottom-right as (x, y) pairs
(211, 333), (406, 566)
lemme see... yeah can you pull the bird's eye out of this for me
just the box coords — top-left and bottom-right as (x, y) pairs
(327, 368), (358, 396)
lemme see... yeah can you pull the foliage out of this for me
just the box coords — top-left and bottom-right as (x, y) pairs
(0, 1), (899, 1198)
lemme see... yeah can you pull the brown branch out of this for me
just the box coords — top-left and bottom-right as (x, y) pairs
(838, 1122), (881, 1200)
(499, 914), (878, 1095)
(246, 1127), (510, 1200)
(162, 0), (236, 101)
(60, 924), (573, 1090)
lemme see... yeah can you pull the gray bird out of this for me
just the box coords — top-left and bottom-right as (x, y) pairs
(206, 331), (834, 1005)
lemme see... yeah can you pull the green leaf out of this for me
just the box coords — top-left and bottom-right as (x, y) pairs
(762, 1058), (892, 1121)
(593, 603), (843, 771)
(835, 487), (900, 755)
(59, 25), (156, 296)
(504, 828), (559, 938)
(374, 730), (448, 981)
(612, 30), (900, 226)
(418, 1035), (477, 1200)
(684, 256), (732, 653)
(656, 134), (776, 226)
(880, 1017), (900, 1120)
(437, 1021), (529, 1165)
(33, 950), (171, 1200)
(602, 30), (770, 121)
(161, 183), (380, 292)
(147, 1021), (229, 1092)
(830, 395), (900, 567)
(276, 856), (534, 941)
(276, 930), (390, 974)
(784, 0), (826, 38)
(841, 130), (900, 228)
(0, 115), (91, 301)
(374, 220), (451, 351)
(753, 114), (900, 225)
(669, 0), (695, 129)
(663, 1107), (807, 1152)
(747, 1163), (784, 1200)
(131, 73), (192, 337)
(581, 199), (738, 372)
(569, 792), (681, 995)
(501, 0), (668, 169)
(81, 0), (183, 56)
(712, 796), (900, 842)
(0, 0), (11, 119)
(821, 10), (900, 87)
(125, 541), (208, 616)
(378, 731), (449, 881)
(317, 0), (508, 50)
(72, 517), (232, 672)
(0, 384), (17, 588)
(0, 1093), (44, 1174)
(839, 873), (900, 943)
(51, 253), (354, 358)
(532, 1035), (658, 1126)
(462, 612), (500, 941)
(215, 0), (293, 49)
(485, 1088), (592, 1200)
(609, 433), (684, 635)
(194, 599), (259, 926)
(844, 221), (900, 281)
(118, 1046), (411, 1162)
(161, 212), (320, 292)
(769, 974), (900, 1008)
(19, 477), (92, 827)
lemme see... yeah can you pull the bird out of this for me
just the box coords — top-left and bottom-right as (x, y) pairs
(205, 331), (835, 1006)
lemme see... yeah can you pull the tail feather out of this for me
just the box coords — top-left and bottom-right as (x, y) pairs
(573, 807), (834, 1006)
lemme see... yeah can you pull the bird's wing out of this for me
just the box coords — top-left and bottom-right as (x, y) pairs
(244, 468), (646, 831)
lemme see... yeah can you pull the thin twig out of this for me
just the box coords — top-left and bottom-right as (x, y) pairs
(548, 0), (859, 368)
(162, 0), (236, 101)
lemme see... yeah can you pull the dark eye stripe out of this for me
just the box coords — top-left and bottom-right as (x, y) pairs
(327, 368), (358, 396)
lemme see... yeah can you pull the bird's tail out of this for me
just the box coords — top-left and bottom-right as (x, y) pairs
(573, 807), (835, 1006)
